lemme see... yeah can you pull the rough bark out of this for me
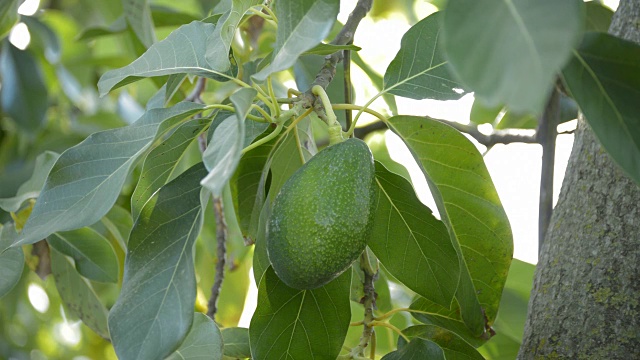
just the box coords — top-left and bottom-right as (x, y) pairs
(518, 1), (640, 358)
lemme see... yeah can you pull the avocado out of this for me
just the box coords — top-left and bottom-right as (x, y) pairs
(267, 138), (376, 290)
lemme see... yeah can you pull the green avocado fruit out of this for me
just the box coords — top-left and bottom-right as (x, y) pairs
(267, 138), (376, 290)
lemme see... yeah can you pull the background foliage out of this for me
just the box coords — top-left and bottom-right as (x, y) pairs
(0, 0), (636, 359)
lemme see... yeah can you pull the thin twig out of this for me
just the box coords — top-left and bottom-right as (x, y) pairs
(186, 77), (207, 103)
(207, 197), (227, 320)
(299, 0), (373, 112)
(343, 45), (353, 132)
(537, 88), (560, 252)
(351, 251), (378, 358)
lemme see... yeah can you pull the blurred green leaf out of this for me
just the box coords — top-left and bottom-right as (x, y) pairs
(252, 0), (339, 81)
(249, 267), (351, 360)
(384, 12), (467, 101)
(585, 1), (614, 32)
(0, 223), (24, 297)
(50, 246), (110, 339)
(48, 227), (119, 283)
(0, 42), (49, 133)
(470, 99), (502, 125)
(16, 102), (205, 246)
(389, 115), (513, 335)
(201, 88), (256, 195)
(122, 0), (156, 47)
(221, 327), (250, 358)
(562, 32), (640, 185)
(151, 5), (200, 27)
(443, 0), (583, 113)
(0, 151), (59, 212)
(165, 313), (223, 360)
(369, 162), (459, 307)
(495, 111), (537, 130)
(77, 16), (127, 41)
(22, 16), (61, 63)
(109, 164), (208, 360)
(0, 0), (18, 39)
(478, 259), (534, 358)
(131, 116), (208, 221)
(98, 20), (235, 96)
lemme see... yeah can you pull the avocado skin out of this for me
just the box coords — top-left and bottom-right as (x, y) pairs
(267, 138), (376, 290)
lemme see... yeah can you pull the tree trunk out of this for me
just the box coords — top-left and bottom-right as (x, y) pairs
(518, 1), (640, 358)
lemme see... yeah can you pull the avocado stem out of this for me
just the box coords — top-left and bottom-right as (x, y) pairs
(312, 85), (342, 131)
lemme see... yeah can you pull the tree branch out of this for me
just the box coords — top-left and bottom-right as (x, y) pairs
(437, 119), (538, 146)
(207, 197), (227, 320)
(537, 88), (560, 252)
(299, 0), (373, 115)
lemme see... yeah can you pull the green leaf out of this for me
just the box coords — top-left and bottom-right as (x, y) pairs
(585, 2), (614, 32)
(384, 12), (467, 101)
(302, 43), (361, 56)
(132, 117), (208, 221)
(109, 163), (208, 360)
(402, 325), (484, 359)
(47, 227), (119, 283)
(410, 296), (487, 348)
(232, 129), (274, 236)
(50, 247), (110, 339)
(221, 327), (251, 358)
(368, 162), (459, 307)
(443, 0), (583, 114)
(165, 313), (223, 360)
(122, 0), (156, 47)
(252, 0), (339, 81)
(205, 0), (261, 72)
(165, 73), (188, 104)
(561, 32), (640, 185)
(249, 267), (351, 360)
(98, 21), (235, 96)
(0, 151), (59, 212)
(0, 223), (24, 298)
(251, 201), (272, 283)
(16, 102), (205, 246)
(388, 115), (513, 335)
(201, 88), (256, 195)
(0, 42), (49, 133)
(0, 0), (18, 39)
(381, 338), (445, 360)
